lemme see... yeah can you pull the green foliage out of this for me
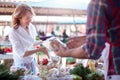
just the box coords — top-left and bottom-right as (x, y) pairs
(0, 63), (9, 72)
(70, 64), (104, 80)
(0, 71), (19, 80)
(66, 57), (75, 63)
(0, 64), (19, 80)
(12, 68), (24, 76)
(36, 36), (40, 40)
(86, 72), (100, 80)
(62, 38), (68, 43)
(71, 74), (82, 80)
(70, 64), (91, 80)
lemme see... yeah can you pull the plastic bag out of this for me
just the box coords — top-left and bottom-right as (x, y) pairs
(42, 37), (66, 51)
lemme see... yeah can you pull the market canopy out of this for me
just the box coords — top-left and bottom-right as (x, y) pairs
(0, 0), (90, 25)
(0, 0), (90, 10)
(0, 0), (90, 16)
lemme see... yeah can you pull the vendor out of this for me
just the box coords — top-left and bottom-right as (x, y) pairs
(9, 4), (48, 74)
(52, 0), (120, 80)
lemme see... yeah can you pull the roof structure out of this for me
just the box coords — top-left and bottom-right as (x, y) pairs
(0, 1), (87, 16)
(0, 0), (89, 25)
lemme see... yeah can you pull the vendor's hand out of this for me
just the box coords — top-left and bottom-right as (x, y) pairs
(50, 39), (68, 57)
(67, 36), (86, 49)
(50, 39), (61, 51)
(53, 43), (68, 57)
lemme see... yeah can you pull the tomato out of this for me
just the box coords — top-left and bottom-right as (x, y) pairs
(42, 58), (48, 65)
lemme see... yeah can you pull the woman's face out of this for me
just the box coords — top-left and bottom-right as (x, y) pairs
(20, 11), (33, 27)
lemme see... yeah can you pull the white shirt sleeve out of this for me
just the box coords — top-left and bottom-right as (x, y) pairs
(9, 30), (25, 57)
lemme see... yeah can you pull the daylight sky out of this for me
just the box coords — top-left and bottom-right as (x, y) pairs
(15, 0), (91, 10)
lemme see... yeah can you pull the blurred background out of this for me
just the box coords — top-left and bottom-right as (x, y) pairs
(0, 0), (90, 41)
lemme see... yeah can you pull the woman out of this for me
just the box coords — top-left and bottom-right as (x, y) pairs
(9, 4), (48, 74)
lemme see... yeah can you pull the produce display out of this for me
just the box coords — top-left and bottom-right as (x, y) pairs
(0, 46), (12, 54)
(0, 37), (105, 80)
(36, 37), (105, 80)
(0, 41), (12, 54)
(70, 64), (104, 80)
(0, 64), (19, 80)
(46, 68), (73, 80)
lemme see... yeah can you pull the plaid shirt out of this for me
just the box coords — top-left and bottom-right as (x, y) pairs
(83, 0), (120, 75)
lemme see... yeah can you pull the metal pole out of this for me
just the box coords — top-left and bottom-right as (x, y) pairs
(72, 10), (78, 36)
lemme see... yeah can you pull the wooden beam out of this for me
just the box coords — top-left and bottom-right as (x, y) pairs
(0, 7), (86, 16)
(0, 2), (86, 16)
(0, 21), (85, 26)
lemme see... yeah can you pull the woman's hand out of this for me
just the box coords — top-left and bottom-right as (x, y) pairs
(67, 36), (86, 49)
(23, 46), (49, 57)
(37, 47), (49, 58)
(33, 40), (42, 46)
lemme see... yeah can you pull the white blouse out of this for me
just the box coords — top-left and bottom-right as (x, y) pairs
(9, 23), (37, 67)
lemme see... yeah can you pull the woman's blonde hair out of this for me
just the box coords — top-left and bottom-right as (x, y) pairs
(11, 4), (35, 29)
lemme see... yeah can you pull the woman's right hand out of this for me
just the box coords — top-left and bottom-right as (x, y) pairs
(37, 47), (49, 58)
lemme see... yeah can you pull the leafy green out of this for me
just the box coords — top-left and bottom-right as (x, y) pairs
(86, 72), (100, 80)
(70, 64), (91, 80)
(70, 64), (104, 80)
(66, 57), (75, 63)
(71, 74), (82, 80)
(0, 70), (19, 80)
(0, 63), (9, 72)
(0, 64), (19, 80)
